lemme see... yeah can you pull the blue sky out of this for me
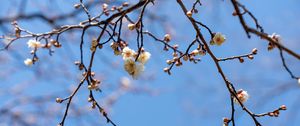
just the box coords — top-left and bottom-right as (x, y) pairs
(0, 0), (299, 126)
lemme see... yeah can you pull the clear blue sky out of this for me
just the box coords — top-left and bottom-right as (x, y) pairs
(0, 0), (299, 126)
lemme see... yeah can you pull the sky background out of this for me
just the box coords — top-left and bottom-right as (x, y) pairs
(0, 0), (299, 126)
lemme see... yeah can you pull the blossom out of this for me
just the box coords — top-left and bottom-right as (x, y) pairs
(88, 79), (100, 90)
(88, 84), (99, 90)
(268, 33), (282, 43)
(267, 33), (281, 51)
(137, 51), (151, 64)
(122, 47), (135, 60)
(124, 59), (136, 74)
(120, 77), (131, 89)
(191, 49), (199, 56)
(213, 33), (226, 46)
(124, 59), (144, 79)
(234, 89), (249, 104)
(24, 58), (33, 66)
(27, 39), (41, 48)
(90, 38), (98, 52)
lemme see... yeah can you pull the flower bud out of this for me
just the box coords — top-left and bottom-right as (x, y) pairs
(223, 117), (229, 123)
(252, 48), (258, 54)
(128, 23), (135, 31)
(183, 55), (189, 61)
(122, 2), (129, 7)
(79, 63), (84, 70)
(163, 67), (169, 72)
(186, 11), (193, 17)
(247, 55), (254, 60)
(166, 60), (172, 65)
(238, 57), (244, 63)
(98, 44), (103, 49)
(280, 105), (287, 110)
(74, 4), (81, 9)
(88, 97), (93, 102)
(102, 3), (108, 9)
(24, 58), (33, 66)
(232, 11), (238, 16)
(15, 27), (21, 38)
(56, 98), (63, 103)
(164, 34), (171, 42)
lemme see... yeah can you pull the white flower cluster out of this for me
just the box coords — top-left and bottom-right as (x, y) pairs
(27, 39), (42, 49)
(24, 39), (42, 66)
(234, 89), (249, 104)
(24, 39), (61, 67)
(121, 46), (151, 79)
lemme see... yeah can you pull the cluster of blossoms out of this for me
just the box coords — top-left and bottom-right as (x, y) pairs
(111, 42), (151, 79)
(88, 78), (101, 90)
(122, 47), (151, 79)
(24, 39), (41, 66)
(233, 89), (249, 104)
(27, 39), (42, 49)
(24, 39), (61, 66)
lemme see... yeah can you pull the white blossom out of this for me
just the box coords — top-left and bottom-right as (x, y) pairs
(234, 89), (249, 104)
(137, 51), (151, 64)
(27, 39), (41, 49)
(88, 84), (99, 90)
(268, 33), (282, 43)
(124, 59), (144, 79)
(213, 33), (226, 46)
(24, 58), (33, 66)
(191, 49), (199, 55)
(122, 47), (135, 60)
(120, 77), (131, 89)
